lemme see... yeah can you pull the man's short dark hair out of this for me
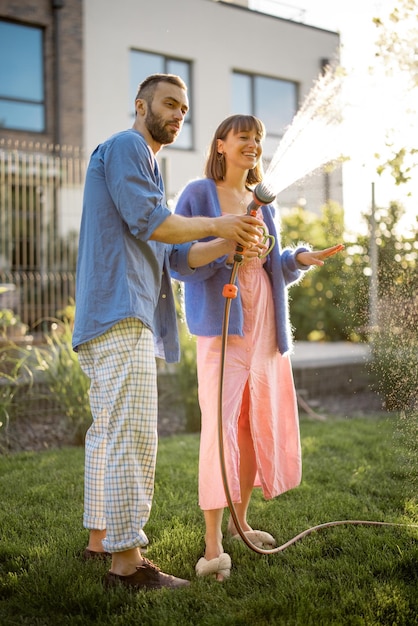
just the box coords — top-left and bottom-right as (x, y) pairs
(135, 73), (187, 103)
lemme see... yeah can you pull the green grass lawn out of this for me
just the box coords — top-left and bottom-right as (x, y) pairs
(0, 415), (417, 625)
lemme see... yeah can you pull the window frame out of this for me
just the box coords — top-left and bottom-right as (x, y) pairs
(129, 49), (193, 151)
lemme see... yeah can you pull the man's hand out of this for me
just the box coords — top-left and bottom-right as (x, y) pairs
(213, 214), (264, 247)
(297, 243), (345, 267)
(150, 213), (263, 245)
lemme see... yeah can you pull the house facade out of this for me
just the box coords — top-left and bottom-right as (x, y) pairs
(82, 0), (341, 208)
(0, 0), (341, 324)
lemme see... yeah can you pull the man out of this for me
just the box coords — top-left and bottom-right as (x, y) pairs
(72, 74), (262, 591)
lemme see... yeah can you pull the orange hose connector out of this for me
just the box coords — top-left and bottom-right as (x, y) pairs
(222, 284), (238, 299)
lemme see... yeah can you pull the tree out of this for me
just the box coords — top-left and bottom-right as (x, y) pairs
(366, 200), (418, 410)
(372, 0), (418, 185)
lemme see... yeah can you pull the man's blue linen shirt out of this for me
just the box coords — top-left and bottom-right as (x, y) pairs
(72, 128), (194, 363)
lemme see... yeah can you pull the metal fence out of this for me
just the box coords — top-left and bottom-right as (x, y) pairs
(0, 139), (86, 331)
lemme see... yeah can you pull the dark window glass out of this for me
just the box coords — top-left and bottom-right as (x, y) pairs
(0, 20), (45, 132)
(232, 71), (297, 158)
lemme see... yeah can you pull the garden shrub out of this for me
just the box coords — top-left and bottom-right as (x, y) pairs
(31, 321), (92, 444)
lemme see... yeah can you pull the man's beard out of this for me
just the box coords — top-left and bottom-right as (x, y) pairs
(145, 106), (179, 145)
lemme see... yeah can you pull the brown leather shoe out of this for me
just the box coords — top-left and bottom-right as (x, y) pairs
(104, 558), (190, 591)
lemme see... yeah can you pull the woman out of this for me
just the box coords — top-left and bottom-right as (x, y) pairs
(172, 115), (343, 580)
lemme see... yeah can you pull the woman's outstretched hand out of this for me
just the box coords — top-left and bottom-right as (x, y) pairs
(297, 243), (345, 267)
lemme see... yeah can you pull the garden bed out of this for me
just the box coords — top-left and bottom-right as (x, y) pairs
(0, 388), (385, 454)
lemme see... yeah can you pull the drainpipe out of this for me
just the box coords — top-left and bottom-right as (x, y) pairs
(52, 0), (64, 151)
(50, 0), (65, 296)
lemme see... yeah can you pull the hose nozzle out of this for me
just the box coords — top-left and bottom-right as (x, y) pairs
(234, 182), (276, 260)
(246, 182), (276, 215)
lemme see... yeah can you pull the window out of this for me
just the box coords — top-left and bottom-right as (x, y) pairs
(232, 71), (297, 158)
(129, 50), (192, 150)
(0, 20), (45, 133)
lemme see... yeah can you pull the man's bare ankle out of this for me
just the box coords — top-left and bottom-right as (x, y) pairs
(88, 529), (107, 552)
(110, 548), (144, 576)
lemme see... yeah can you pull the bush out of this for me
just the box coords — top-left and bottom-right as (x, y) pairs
(0, 339), (35, 449)
(173, 283), (200, 432)
(0, 379), (16, 445)
(31, 320), (92, 444)
(0, 308), (29, 339)
(370, 290), (418, 411)
(281, 202), (369, 341)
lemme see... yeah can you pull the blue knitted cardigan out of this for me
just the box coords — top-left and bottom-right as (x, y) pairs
(171, 178), (311, 355)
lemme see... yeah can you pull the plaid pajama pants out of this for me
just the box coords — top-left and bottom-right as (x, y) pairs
(77, 318), (157, 552)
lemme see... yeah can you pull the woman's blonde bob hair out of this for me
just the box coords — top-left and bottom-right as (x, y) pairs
(204, 114), (265, 185)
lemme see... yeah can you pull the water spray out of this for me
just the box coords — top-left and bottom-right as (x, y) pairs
(262, 63), (346, 197)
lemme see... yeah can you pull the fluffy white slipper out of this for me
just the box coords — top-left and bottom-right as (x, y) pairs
(195, 552), (231, 579)
(231, 530), (277, 548)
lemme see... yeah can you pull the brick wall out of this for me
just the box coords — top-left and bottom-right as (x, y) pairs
(0, 0), (83, 149)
